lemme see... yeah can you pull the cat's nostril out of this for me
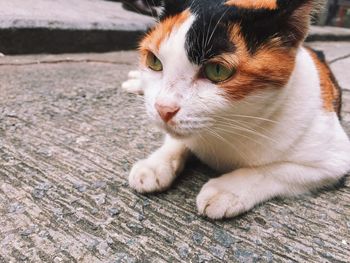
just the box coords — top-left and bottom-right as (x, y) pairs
(155, 102), (180, 123)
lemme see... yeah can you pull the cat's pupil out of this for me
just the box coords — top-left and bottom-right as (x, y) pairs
(216, 64), (220, 74)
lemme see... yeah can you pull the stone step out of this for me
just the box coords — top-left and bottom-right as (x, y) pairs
(0, 0), (349, 55)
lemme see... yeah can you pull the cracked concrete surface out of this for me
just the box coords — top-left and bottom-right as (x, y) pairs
(306, 42), (350, 91)
(0, 43), (350, 262)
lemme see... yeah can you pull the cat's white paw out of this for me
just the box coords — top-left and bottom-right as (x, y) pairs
(129, 158), (175, 193)
(128, 70), (141, 79)
(121, 70), (144, 95)
(196, 181), (247, 219)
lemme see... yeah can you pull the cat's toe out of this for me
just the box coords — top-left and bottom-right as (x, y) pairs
(128, 70), (141, 79)
(121, 79), (144, 95)
(196, 186), (246, 219)
(129, 159), (174, 193)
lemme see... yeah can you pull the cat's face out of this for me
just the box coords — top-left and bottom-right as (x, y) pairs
(139, 0), (314, 138)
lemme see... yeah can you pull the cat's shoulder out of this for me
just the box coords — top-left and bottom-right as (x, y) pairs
(303, 45), (342, 118)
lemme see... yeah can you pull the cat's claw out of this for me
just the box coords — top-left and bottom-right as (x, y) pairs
(121, 70), (144, 95)
(129, 158), (175, 193)
(196, 182), (247, 219)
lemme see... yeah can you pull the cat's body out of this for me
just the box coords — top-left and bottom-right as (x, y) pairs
(122, 0), (350, 219)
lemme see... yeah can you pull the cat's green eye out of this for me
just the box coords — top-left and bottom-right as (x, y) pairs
(204, 63), (235, 83)
(146, 52), (163, 71)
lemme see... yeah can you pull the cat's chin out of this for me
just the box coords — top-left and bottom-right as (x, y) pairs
(164, 126), (191, 139)
(166, 130), (191, 139)
(156, 123), (194, 139)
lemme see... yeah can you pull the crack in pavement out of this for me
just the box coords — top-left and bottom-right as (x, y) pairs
(0, 52), (349, 68)
(0, 59), (134, 67)
(329, 53), (350, 64)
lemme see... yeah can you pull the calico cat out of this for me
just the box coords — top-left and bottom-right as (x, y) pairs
(122, 0), (350, 219)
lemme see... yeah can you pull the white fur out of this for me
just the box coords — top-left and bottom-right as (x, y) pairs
(129, 136), (190, 193)
(121, 70), (143, 95)
(123, 16), (350, 219)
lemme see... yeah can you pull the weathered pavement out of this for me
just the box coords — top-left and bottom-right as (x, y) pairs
(0, 42), (349, 262)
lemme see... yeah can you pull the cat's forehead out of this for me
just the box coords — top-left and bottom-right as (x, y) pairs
(141, 0), (313, 65)
(142, 1), (236, 65)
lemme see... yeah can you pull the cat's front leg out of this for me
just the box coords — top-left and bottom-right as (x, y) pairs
(121, 70), (144, 95)
(197, 163), (342, 219)
(129, 136), (190, 193)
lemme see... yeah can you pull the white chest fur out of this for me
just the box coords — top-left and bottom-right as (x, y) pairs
(183, 47), (350, 173)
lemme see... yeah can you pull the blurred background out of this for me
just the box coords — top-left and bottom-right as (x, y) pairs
(319, 0), (350, 27)
(0, 0), (349, 55)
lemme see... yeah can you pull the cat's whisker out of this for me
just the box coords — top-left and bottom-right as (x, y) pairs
(204, 127), (252, 168)
(126, 0), (350, 221)
(219, 114), (279, 124)
(214, 117), (278, 138)
(206, 8), (229, 51)
(204, 12), (215, 53)
(213, 122), (278, 145)
(213, 114), (277, 132)
(194, 99), (278, 143)
(197, 132), (220, 170)
(205, 126), (275, 175)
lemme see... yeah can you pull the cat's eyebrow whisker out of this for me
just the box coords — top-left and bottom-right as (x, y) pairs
(201, 11), (207, 58)
(204, 12), (216, 54)
(206, 8), (230, 51)
(190, 26), (199, 60)
(205, 44), (214, 58)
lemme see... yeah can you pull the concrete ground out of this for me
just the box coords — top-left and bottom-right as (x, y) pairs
(0, 42), (349, 262)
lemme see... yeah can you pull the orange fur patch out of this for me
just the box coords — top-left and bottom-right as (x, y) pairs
(226, 0), (278, 10)
(139, 10), (190, 64)
(218, 25), (296, 100)
(306, 48), (341, 114)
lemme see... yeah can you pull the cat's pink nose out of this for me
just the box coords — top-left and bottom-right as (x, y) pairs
(155, 102), (180, 123)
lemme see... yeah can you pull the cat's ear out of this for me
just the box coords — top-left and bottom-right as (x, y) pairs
(274, 0), (323, 45)
(160, 0), (190, 19)
(227, 0), (324, 48)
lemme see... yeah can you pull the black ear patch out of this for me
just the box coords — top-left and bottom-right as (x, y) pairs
(240, 0), (316, 51)
(185, 2), (236, 64)
(182, 0), (319, 64)
(157, 0), (319, 64)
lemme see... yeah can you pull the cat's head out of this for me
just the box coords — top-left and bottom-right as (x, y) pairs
(138, 0), (320, 138)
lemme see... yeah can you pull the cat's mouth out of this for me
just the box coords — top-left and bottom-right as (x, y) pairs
(150, 111), (210, 138)
(157, 121), (204, 139)
(163, 124), (190, 138)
